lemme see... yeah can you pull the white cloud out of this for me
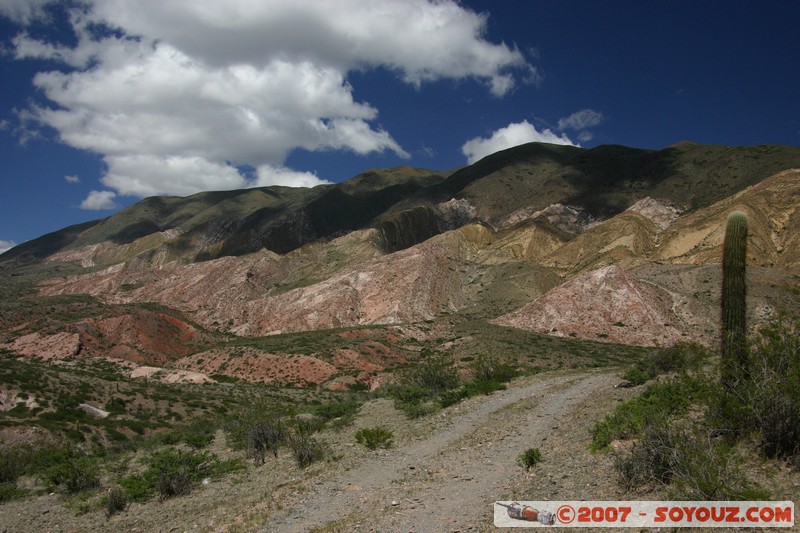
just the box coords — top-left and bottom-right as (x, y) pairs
(80, 190), (118, 210)
(101, 155), (248, 197)
(65, 174), (80, 184)
(461, 120), (576, 164)
(255, 165), (332, 188)
(0, 0), (52, 24)
(557, 109), (605, 131)
(6, 0), (531, 198)
(0, 240), (17, 254)
(86, 0), (529, 95)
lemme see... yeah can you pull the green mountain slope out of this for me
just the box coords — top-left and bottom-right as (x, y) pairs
(3, 142), (800, 266)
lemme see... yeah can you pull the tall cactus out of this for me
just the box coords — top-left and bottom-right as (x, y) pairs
(721, 210), (749, 390)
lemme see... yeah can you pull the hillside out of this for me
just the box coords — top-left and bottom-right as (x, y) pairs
(1, 143), (799, 372)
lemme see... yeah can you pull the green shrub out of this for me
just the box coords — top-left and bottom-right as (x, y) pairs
(591, 376), (708, 451)
(625, 343), (709, 384)
(614, 422), (768, 500)
(120, 448), (240, 502)
(399, 352), (459, 396)
(0, 481), (23, 502)
(0, 447), (24, 484)
(312, 398), (361, 425)
(438, 387), (470, 408)
(119, 475), (151, 503)
(471, 353), (517, 384)
(180, 421), (216, 449)
(397, 401), (439, 419)
(105, 486), (128, 517)
(355, 427), (394, 450)
(710, 314), (800, 458)
(622, 366), (649, 385)
(518, 448), (542, 470)
(389, 385), (428, 405)
(750, 315), (800, 457)
(44, 456), (100, 494)
(288, 433), (328, 468)
(156, 468), (194, 500)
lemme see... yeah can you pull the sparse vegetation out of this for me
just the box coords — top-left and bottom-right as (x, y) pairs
(121, 449), (245, 502)
(104, 486), (128, 517)
(518, 448), (542, 470)
(288, 433), (329, 468)
(246, 418), (287, 464)
(621, 342), (710, 385)
(613, 422), (768, 500)
(389, 350), (459, 418)
(598, 313), (800, 499)
(355, 427), (394, 450)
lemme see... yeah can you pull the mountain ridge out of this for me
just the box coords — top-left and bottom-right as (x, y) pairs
(4, 141), (800, 267)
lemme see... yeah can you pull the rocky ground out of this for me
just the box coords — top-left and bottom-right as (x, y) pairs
(0, 368), (644, 532)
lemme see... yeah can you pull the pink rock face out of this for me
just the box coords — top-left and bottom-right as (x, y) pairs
(494, 265), (684, 347)
(2, 332), (81, 360)
(38, 239), (465, 337)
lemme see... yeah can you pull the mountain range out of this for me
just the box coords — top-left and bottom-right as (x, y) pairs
(2, 140), (800, 388)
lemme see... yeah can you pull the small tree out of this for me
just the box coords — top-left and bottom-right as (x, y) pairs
(721, 211), (749, 391)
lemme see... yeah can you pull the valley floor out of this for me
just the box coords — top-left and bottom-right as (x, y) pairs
(0, 367), (642, 532)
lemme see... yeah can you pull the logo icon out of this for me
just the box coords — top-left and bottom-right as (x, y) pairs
(496, 502), (556, 525)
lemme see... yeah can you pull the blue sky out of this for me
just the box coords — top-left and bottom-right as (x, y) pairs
(2, 0), (799, 253)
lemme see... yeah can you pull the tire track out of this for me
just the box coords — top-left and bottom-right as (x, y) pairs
(264, 369), (618, 532)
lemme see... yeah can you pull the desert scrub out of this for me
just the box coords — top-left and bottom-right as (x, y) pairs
(120, 449), (244, 502)
(389, 351), (459, 417)
(311, 397), (362, 429)
(614, 421), (768, 500)
(399, 351), (459, 395)
(288, 433), (329, 468)
(43, 456), (101, 494)
(246, 418), (287, 464)
(355, 427), (394, 450)
(710, 313), (800, 457)
(622, 342), (710, 385)
(601, 314), (800, 499)
(591, 375), (710, 451)
(104, 485), (128, 517)
(518, 448), (542, 470)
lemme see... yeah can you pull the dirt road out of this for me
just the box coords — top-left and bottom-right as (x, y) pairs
(263, 369), (623, 532)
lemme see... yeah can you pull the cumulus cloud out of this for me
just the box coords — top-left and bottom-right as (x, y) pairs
(6, 0), (532, 198)
(461, 120), (576, 164)
(80, 190), (118, 210)
(0, 240), (17, 254)
(64, 174), (80, 184)
(255, 165), (332, 188)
